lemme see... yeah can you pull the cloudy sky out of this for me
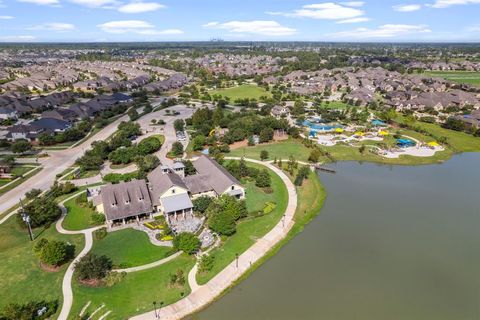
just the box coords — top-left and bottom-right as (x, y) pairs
(0, 0), (480, 42)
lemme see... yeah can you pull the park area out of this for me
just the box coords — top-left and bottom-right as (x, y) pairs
(0, 216), (84, 317)
(210, 84), (272, 100)
(424, 71), (480, 87)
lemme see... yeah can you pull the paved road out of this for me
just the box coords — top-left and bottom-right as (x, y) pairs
(130, 157), (298, 320)
(0, 114), (129, 215)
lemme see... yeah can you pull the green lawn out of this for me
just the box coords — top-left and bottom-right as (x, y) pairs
(423, 71), (480, 87)
(196, 162), (288, 285)
(91, 228), (173, 268)
(62, 194), (103, 231)
(0, 216), (84, 313)
(70, 254), (195, 320)
(210, 84), (271, 101)
(244, 181), (277, 214)
(395, 116), (480, 152)
(318, 101), (351, 109)
(0, 166), (42, 197)
(230, 138), (311, 162)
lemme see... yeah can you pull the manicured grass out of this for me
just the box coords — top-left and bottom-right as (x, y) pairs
(0, 216), (84, 313)
(423, 71), (480, 87)
(244, 181), (277, 214)
(62, 194), (103, 231)
(0, 166), (42, 196)
(196, 162), (288, 285)
(210, 84), (271, 101)
(70, 254), (195, 320)
(91, 228), (173, 268)
(395, 116), (480, 152)
(318, 101), (351, 109)
(230, 138), (311, 162)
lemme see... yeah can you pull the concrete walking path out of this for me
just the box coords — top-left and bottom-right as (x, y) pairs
(130, 157), (298, 320)
(56, 193), (104, 320)
(113, 251), (183, 273)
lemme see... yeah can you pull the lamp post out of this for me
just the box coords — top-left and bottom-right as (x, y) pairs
(282, 213), (286, 228)
(152, 301), (158, 319)
(235, 253), (239, 269)
(20, 199), (34, 241)
(158, 301), (164, 319)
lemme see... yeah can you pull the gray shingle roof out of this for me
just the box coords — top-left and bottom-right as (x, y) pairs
(193, 155), (240, 195)
(184, 174), (213, 194)
(160, 193), (193, 213)
(147, 169), (188, 205)
(100, 179), (152, 221)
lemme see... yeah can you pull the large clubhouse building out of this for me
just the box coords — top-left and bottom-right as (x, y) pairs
(93, 155), (245, 229)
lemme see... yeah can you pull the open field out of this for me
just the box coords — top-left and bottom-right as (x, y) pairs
(0, 216), (84, 312)
(71, 254), (195, 320)
(196, 162), (288, 285)
(210, 84), (271, 100)
(230, 138), (311, 162)
(423, 71), (480, 87)
(91, 228), (173, 268)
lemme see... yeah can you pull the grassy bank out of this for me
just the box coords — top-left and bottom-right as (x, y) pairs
(196, 162), (288, 285)
(70, 254), (195, 320)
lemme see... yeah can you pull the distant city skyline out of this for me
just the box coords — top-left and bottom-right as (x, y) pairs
(1, 0), (480, 42)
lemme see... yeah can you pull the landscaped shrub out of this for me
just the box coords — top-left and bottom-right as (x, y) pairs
(169, 269), (186, 288)
(91, 213), (106, 225)
(93, 228), (108, 241)
(173, 232), (200, 255)
(33, 239), (71, 267)
(0, 300), (58, 320)
(75, 253), (112, 284)
(263, 202), (277, 215)
(198, 254), (215, 273)
(104, 272), (126, 287)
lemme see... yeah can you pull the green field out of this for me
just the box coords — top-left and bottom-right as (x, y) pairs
(210, 84), (271, 101)
(196, 162), (288, 285)
(230, 138), (311, 162)
(62, 194), (103, 231)
(0, 166), (42, 197)
(71, 254), (195, 320)
(424, 71), (480, 87)
(318, 101), (351, 109)
(0, 217), (84, 312)
(91, 228), (173, 268)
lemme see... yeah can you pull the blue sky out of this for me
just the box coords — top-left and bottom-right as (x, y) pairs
(0, 0), (479, 42)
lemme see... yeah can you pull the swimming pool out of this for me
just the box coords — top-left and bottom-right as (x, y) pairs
(303, 120), (343, 131)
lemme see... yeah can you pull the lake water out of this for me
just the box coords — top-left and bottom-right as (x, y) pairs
(190, 153), (480, 320)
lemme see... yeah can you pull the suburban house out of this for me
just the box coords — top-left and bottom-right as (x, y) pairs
(6, 118), (71, 142)
(0, 106), (18, 120)
(94, 155), (245, 229)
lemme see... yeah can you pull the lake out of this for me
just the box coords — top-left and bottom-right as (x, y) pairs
(190, 153), (480, 320)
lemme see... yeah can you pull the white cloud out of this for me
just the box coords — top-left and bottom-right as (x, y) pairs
(69, 0), (120, 8)
(203, 20), (296, 36)
(428, 0), (480, 8)
(268, 2), (367, 22)
(118, 1), (165, 13)
(337, 17), (370, 23)
(0, 15), (14, 19)
(97, 20), (182, 35)
(0, 35), (36, 42)
(341, 1), (365, 6)
(28, 22), (75, 31)
(393, 4), (422, 11)
(17, 0), (59, 5)
(331, 24), (431, 38)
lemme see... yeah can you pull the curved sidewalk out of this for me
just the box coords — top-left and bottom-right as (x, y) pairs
(113, 251), (182, 273)
(130, 157), (298, 320)
(56, 194), (103, 320)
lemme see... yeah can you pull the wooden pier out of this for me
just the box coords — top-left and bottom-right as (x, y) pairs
(311, 164), (336, 174)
